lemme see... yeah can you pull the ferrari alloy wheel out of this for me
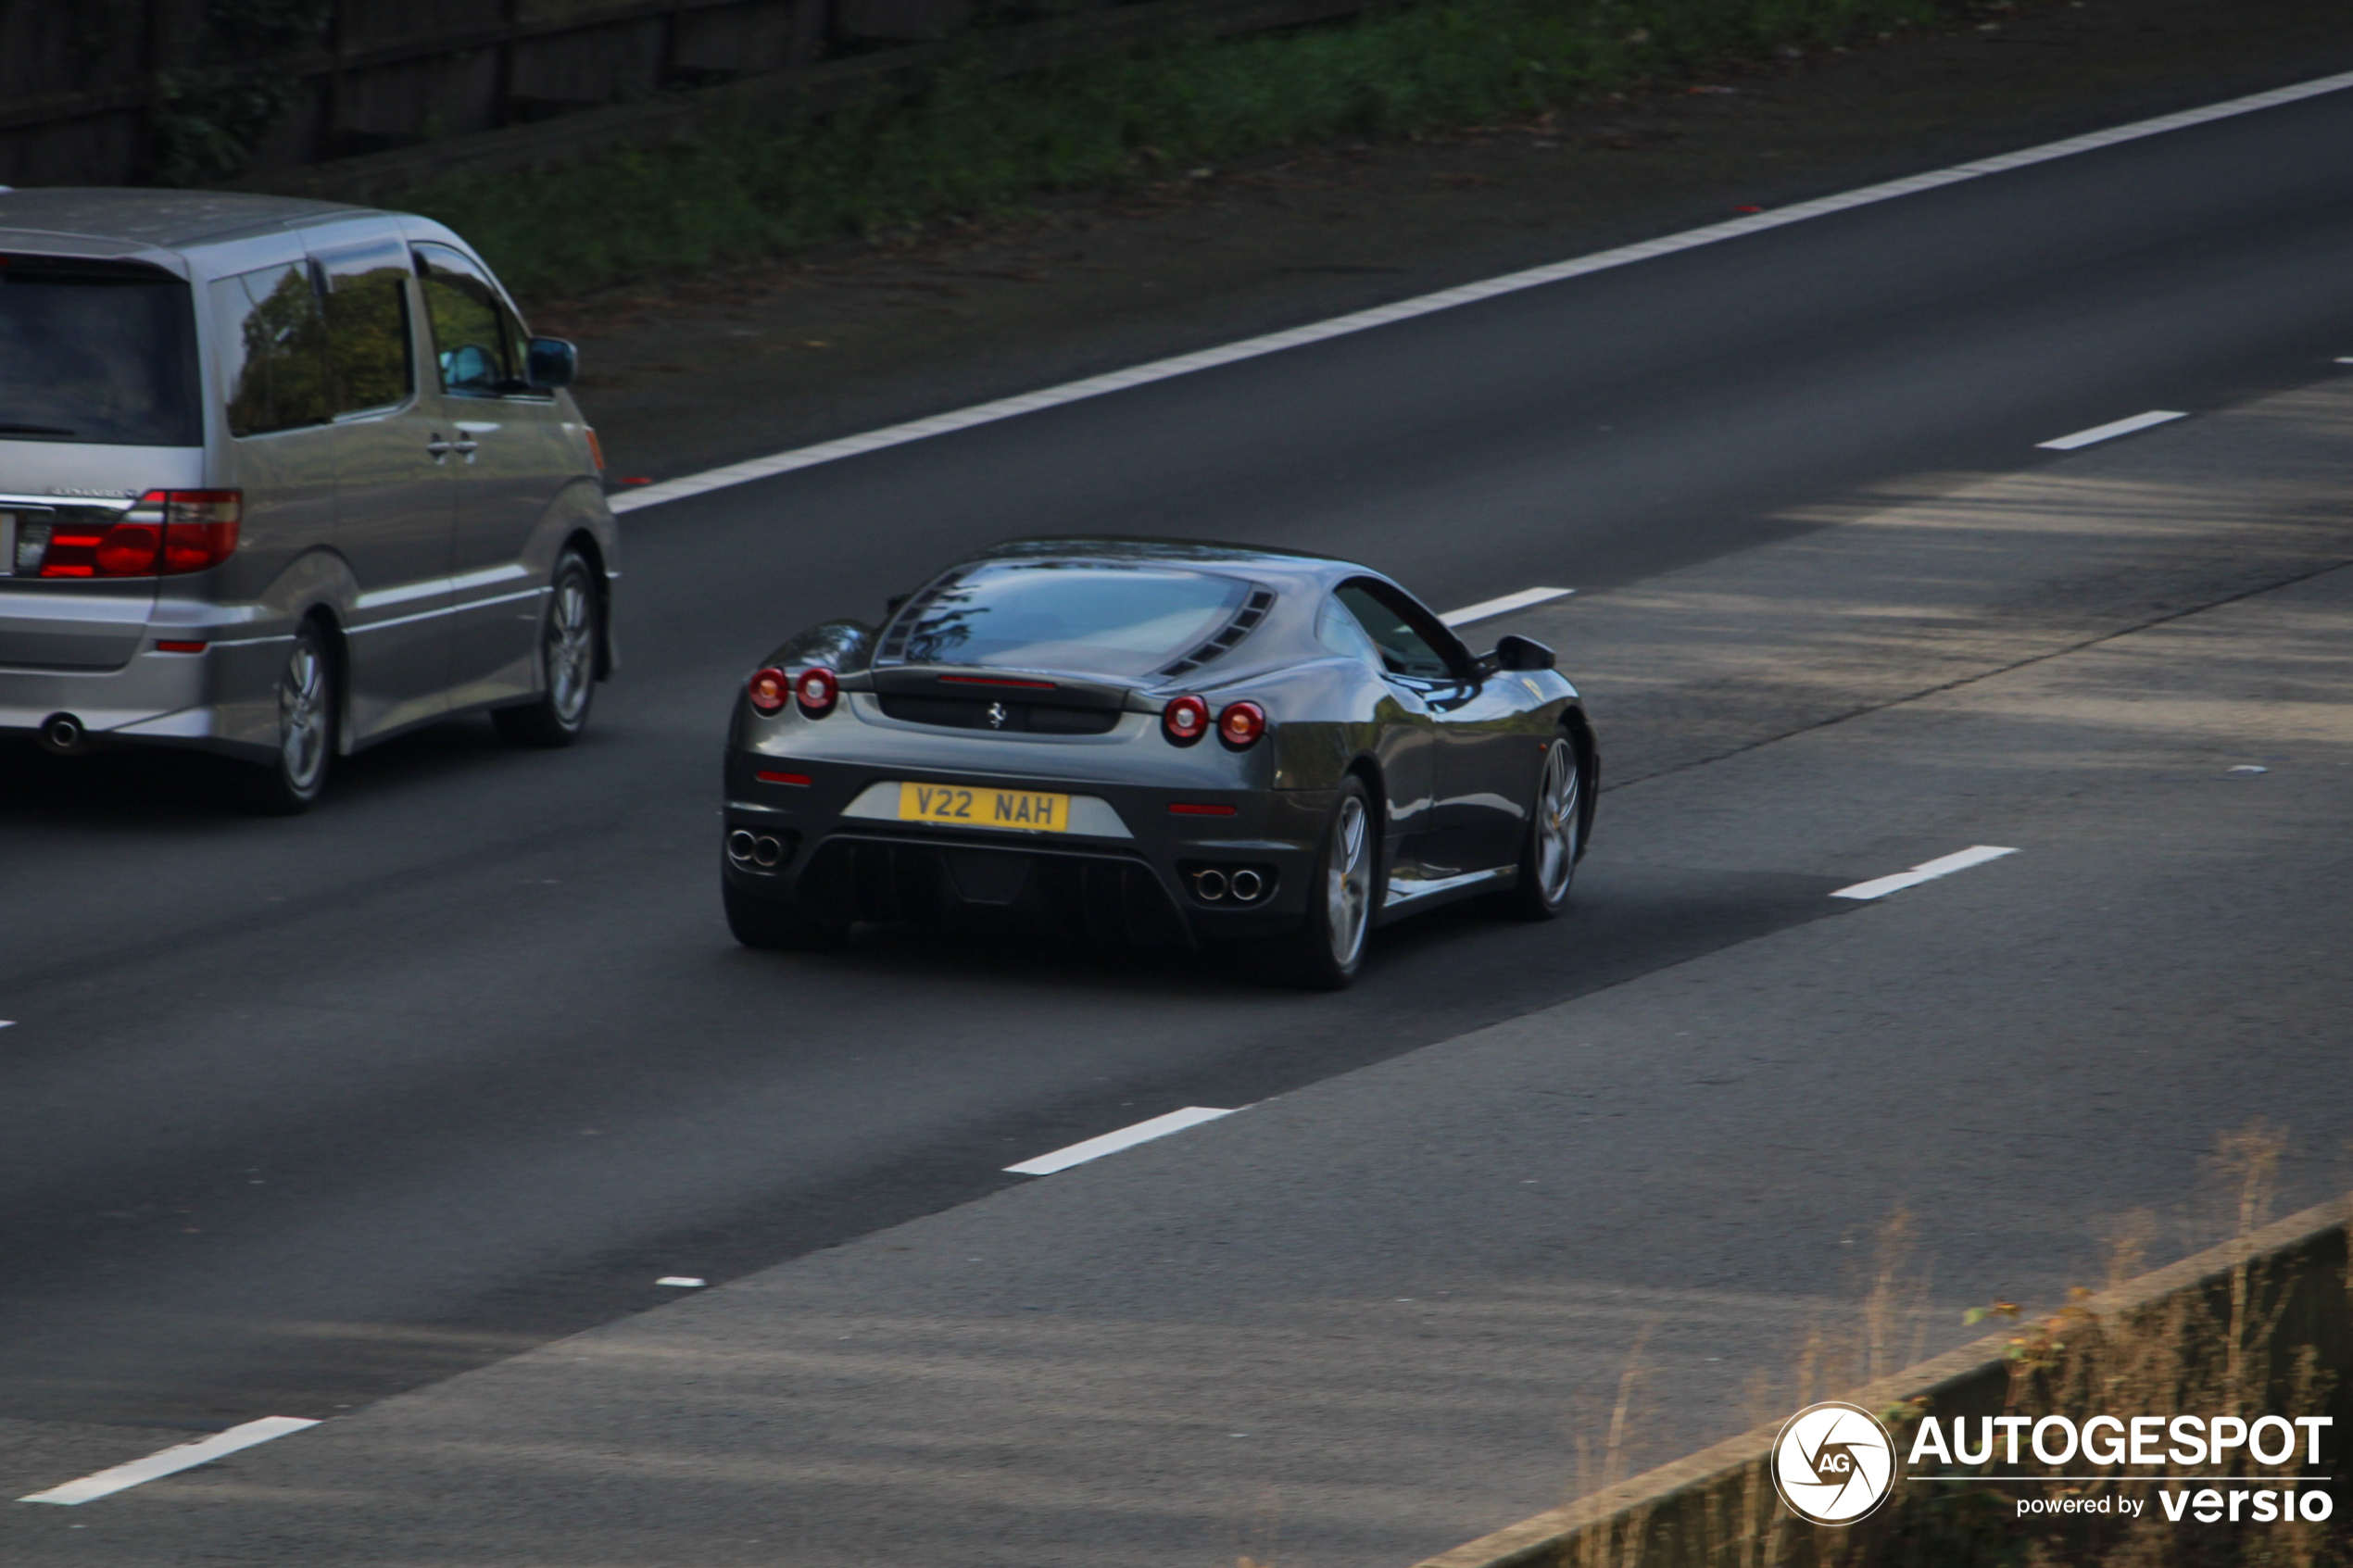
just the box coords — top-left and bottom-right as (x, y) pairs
(1501, 735), (1580, 921)
(244, 621), (335, 815)
(724, 876), (849, 952)
(495, 551), (599, 748)
(1264, 776), (1378, 990)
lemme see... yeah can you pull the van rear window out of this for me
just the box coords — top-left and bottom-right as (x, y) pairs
(0, 257), (200, 447)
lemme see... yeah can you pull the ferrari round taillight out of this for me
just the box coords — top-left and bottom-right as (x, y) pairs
(746, 667), (789, 714)
(1217, 700), (1266, 749)
(795, 666), (838, 717)
(1162, 694), (1209, 746)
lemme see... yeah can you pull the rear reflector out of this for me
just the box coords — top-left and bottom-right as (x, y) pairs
(1169, 802), (1238, 817)
(755, 770), (811, 786)
(154, 640), (207, 654)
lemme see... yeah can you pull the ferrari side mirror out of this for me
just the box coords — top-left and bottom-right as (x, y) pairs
(1493, 634), (1555, 671)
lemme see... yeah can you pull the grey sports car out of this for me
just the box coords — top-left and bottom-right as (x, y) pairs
(719, 539), (1596, 988)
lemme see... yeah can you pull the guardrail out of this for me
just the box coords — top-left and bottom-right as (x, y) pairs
(1416, 1194), (2351, 1568)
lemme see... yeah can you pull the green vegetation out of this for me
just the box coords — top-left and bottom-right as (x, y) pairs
(158, 0), (336, 185)
(402, 0), (1962, 298)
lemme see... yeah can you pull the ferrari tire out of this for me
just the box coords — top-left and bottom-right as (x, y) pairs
(724, 876), (849, 951)
(493, 550), (599, 748)
(242, 620), (336, 816)
(1259, 776), (1378, 991)
(1498, 734), (1581, 921)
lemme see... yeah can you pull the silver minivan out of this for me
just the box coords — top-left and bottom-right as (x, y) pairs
(0, 188), (618, 810)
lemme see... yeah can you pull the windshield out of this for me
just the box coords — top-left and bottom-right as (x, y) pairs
(0, 258), (201, 446)
(891, 562), (1250, 678)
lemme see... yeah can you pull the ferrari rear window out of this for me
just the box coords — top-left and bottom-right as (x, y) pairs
(887, 562), (1250, 678)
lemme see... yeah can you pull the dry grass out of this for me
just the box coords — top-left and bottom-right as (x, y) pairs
(1535, 1124), (2345, 1568)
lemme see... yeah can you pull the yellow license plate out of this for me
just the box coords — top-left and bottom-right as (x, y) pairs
(897, 781), (1070, 833)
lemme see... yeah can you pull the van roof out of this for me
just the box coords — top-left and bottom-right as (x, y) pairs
(0, 187), (375, 255)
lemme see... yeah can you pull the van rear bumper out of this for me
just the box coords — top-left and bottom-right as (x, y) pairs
(0, 634), (290, 759)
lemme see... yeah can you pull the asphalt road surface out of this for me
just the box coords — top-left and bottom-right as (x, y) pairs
(2, 70), (2350, 1562)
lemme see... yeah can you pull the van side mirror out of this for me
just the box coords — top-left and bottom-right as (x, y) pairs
(1491, 633), (1555, 671)
(525, 337), (578, 390)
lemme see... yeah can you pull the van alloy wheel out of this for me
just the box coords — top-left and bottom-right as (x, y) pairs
(494, 551), (600, 748)
(244, 621), (335, 815)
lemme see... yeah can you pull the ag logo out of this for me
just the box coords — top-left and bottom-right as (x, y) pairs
(1770, 1401), (1895, 1525)
(985, 702), (1011, 730)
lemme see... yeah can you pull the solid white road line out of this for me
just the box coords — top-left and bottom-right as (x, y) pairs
(2035, 409), (2189, 450)
(1831, 846), (2018, 901)
(1440, 587), (1575, 627)
(602, 69), (2353, 517)
(18, 1417), (319, 1506)
(1006, 1107), (1237, 1175)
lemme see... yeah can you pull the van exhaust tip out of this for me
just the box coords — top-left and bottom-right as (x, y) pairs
(37, 714), (90, 756)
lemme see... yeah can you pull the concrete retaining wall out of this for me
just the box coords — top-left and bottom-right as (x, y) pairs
(1415, 1195), (2352, 1568)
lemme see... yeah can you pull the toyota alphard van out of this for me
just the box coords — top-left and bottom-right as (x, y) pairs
(0, 188), (618, 810)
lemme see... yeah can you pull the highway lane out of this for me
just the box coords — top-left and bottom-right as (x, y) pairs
(2, 77), (2351, 1446)
(9, 415), (2351, 1563)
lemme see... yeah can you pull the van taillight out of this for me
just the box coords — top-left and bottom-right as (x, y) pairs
(37, 491), (241, 579)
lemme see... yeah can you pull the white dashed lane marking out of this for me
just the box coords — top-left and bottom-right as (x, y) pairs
(1831, 846), (2019, 901)
(1440, 588), (1575, 627)
(1006, 1108), (1238, 1175)
(2036, 410), (2188, 450)
(19, 1417), (319, 1506)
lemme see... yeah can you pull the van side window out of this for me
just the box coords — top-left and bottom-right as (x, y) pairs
(413, 244), (528, 398)
(212, 263), (333, 438)
(314, 241), (413, 417)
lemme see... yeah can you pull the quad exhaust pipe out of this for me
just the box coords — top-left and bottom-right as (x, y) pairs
(726, 829), (786, 869)
(1189, 864), (1272, 904)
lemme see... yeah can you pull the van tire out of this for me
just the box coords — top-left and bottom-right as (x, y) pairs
(494, 551), (598, 748)
(244, 621), (335, 816)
